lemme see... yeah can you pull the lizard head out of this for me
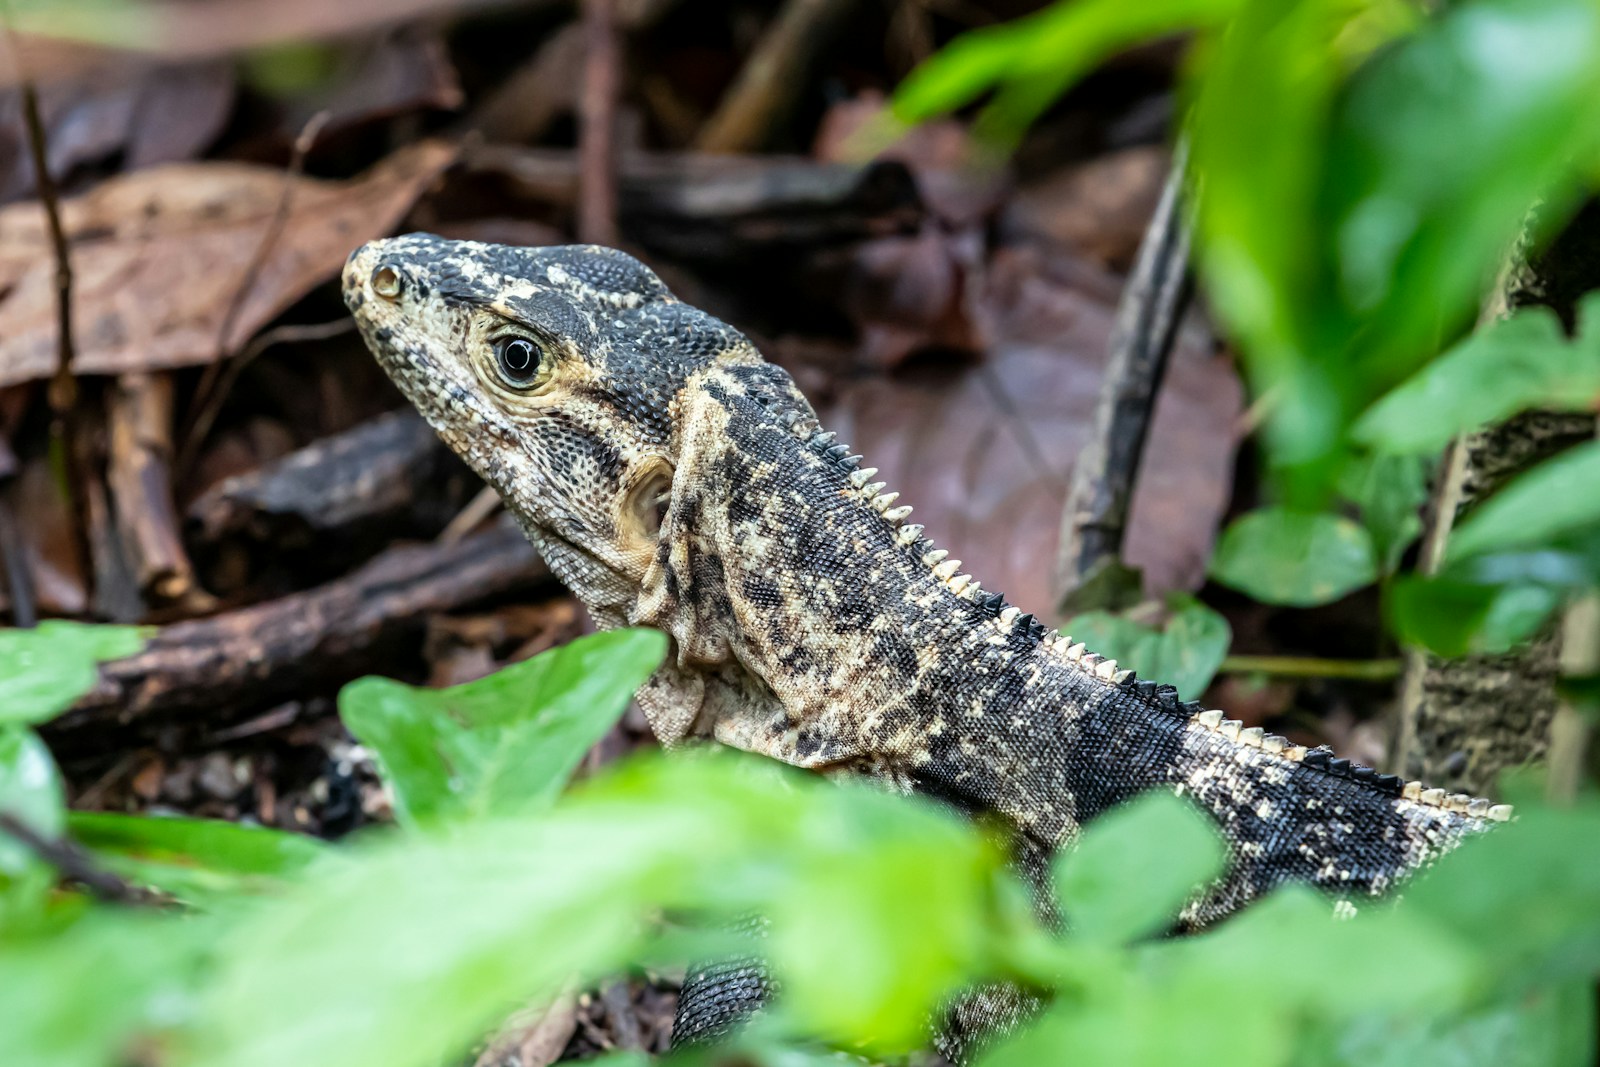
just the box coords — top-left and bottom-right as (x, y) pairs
(342, 234), (762, 620)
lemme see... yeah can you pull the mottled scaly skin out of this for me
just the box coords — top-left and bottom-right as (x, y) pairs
(343, 236), (1505, 1052)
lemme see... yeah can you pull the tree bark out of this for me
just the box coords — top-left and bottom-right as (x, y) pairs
(1391, 200), (1600, 796)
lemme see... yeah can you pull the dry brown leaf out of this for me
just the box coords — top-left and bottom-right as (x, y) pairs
(0, 59), (234, 202)
(820, 246), (1242, 620)
(1001, 145), (1171, 271)
(0, 139), (456, 388)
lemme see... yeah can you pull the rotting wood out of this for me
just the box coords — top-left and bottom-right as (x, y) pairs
(187, 409), (469, 547)
(465, 145), (922, 261)
(107, 372), (198, 603)
(47, 516), (547, 739)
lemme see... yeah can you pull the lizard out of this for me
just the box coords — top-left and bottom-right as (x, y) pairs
(341, 234), (1511, 1053)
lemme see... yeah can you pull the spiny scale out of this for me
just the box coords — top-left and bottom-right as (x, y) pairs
(778, 407), (1512, 824)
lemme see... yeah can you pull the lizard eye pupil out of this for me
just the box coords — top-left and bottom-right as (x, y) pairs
(494, 336), (543, 385)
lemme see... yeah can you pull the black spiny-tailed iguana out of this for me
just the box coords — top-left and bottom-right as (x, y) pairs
(342, 235), (1510, 1050)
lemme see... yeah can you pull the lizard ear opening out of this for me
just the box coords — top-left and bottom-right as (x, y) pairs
(621, 459), (675, 552)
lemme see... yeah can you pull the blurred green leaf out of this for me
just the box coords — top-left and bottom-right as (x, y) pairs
(1338, 452), (1427, 574)
(1356, 295), (1600, 456)
(1063, 595), (1232, 699)
(1324, 0), (1600, 386)
(1321, 982), (1595, 1067)
(769, 790), (998, 1051)
(0, 726), (65, 879)
(1053, 790), (1225, 945)
(177, 752), (1001, 1067)
(0, 910), (213, 1067)
(980, 966), (1287, 1067)
(1447, 441), (1600, 561)
(1152, 887), (1478, 1017)
(241, 42), (342, 97)
(68, 813), (328, 903)
(1210, 507), (1378, 606)
(340, 628), (667, 827)
(0, 622), (145, 726)
(1187, 0), (1371, 477)
(1388, 574), (1563, 657)
(893, 0), (1240, 137)
(1405, 799), (1600, 985)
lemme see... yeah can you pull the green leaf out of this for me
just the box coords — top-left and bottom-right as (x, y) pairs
(1324, 0), (1600, 389)
(0, 910), (213, 1067)
(0, 726), (65, 879)
(1187, 0), (1373, 475)
(1151, 886), (1477, 1018)
(0, 622), (146, 726)
(893, 0), (1241, 134)
(1323, 982), (1596, 1067)
(67, 812), (328, 902)
(339, 628), (667, 826)
(1388, 575), (1563, 657)
(1053, 790), (1225, 945)
(769, 788), (997, 1051)
(1447, 440), (1600, 561)
(1405, 799), (1600, 985)
(1063, 595), (1231, 699)
(1210, 507), (1379, 606)
(1356, 296), (1600, 456)
(177, 753), (1000, 1067)
(980, 966), (1287, 1067)
(1338, 452), (1427, 574)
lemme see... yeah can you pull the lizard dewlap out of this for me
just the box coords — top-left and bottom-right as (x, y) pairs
(344, 234), (1507, 1049)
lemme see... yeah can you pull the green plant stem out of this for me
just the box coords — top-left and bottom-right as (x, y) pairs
(1220, 655), (1402, 682)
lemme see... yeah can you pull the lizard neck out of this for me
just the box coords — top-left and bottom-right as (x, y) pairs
(628, 365), (1503, 914)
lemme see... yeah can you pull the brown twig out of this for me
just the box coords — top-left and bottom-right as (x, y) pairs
(181, 110), (331, 474)
(48, 516), (547, 739)
(577, 0), (620, 245)
(2, 17), (95, 609)
(182, 319), (357, 472)
(0, 812), (156, 905)
(1054, 143), (1193, 614)
(693, 0), (858, 153)
(0, 435), (35, 626)
(107, 373), (201, 604)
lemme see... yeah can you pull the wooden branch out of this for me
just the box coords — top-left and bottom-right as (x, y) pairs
(48, 517), (547, 738)
(187, 409), (465, 546)
(465, 145), (922, 261)
(107, 373), (197, 604)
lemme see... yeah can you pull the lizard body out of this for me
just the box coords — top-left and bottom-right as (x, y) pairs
(343, 236), (1507, 1048)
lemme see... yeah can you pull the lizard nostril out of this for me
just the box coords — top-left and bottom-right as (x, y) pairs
(371, 265), (404, 300)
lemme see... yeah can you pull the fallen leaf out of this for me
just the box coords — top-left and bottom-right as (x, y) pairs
(0, 139), (456, 388)
(0, 58), (234, 203)
(1001, 145), (1171, 271)
(820, 246), (1241, 619)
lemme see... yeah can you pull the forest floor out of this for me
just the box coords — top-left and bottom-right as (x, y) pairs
(0, 2), (1405, 1057)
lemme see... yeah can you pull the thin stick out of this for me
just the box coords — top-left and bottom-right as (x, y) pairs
(693, 0), (857, 153)
(0, 812), (157, 905)
(577, 0), (620, 246)
(1054, 143), (1193, 613)
(181, 110), (330, 472)
(182, 319), (357, 467)
(1220, 654), (1403, 682)
(2, 17), (94, 606)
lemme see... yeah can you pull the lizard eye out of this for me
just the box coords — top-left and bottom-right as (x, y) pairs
(493, 335), (547, 388)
